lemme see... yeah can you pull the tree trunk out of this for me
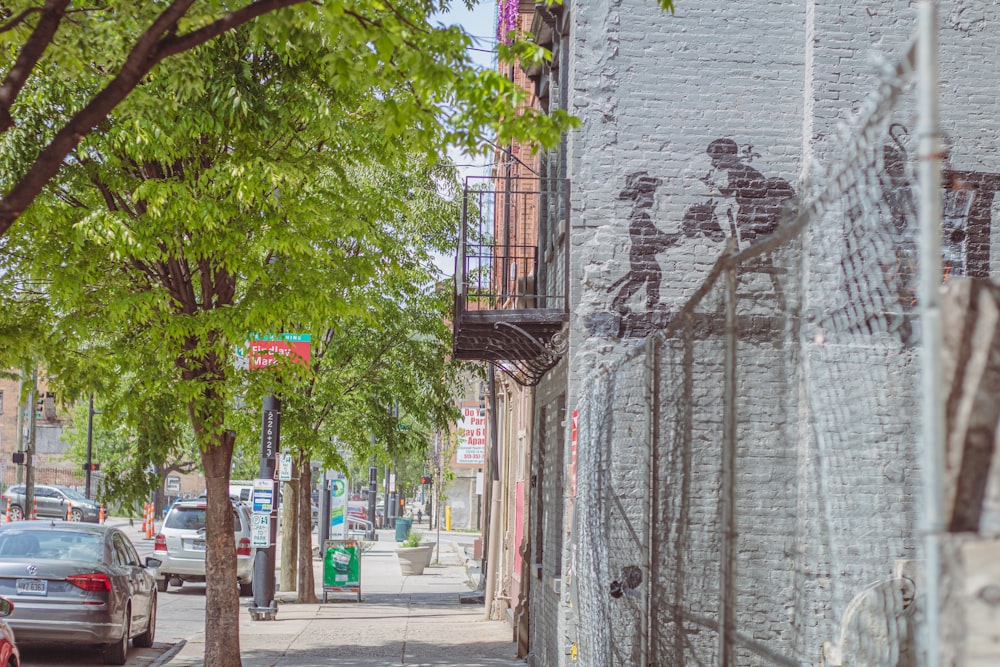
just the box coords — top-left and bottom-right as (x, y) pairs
(280, 477), (297, 592)
(199, 428), (242, 667)
(296, 451), (317, 603)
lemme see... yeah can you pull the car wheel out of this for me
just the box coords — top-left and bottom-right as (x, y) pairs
(69, 507), (84, 522)
(132, 592), (156, 648)
(239, 579), (253, 597)
(8, 505), (23, 522)
(156, 576), (168, 593)
(169, 576), (183, 588)
(103, 605), (130, 665)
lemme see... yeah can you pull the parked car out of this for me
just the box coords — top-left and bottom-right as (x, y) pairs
(0, 485), (101, 523)
(153, 499), (255, 596)
(0, 596), (19, 667)
(0, 522), (158, 665)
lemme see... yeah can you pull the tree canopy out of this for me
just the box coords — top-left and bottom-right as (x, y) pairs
(1, 3), (575, 665)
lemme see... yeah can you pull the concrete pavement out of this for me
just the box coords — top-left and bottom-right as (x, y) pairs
(158, 529), (522, 667)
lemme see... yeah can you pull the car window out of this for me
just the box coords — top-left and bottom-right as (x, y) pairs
(0, 530), (103, 560)
(120, 534), (141, 565)
(111, 533), (138, 566)
(165, 504), (243, 531)
(63, 487), (88, 501)
(6, 486), (23, 495)
(166, 506), (206, 530)
(35, 488), (55, 498)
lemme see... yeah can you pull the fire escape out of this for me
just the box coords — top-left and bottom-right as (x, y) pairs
(453, 174), (570, 386)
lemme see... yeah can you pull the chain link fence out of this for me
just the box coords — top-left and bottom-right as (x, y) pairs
(572, 31), (941, 666)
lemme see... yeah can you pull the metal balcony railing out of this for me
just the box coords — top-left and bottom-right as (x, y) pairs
(453, 176), (570, 386)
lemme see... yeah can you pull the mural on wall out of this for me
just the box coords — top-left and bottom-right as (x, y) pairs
(829, 125), (1000, 341)
(607, 171), (680, 313)
(590, 139), (796, 338)
(697, 138), (795, 248)
(586, 133), (1000, 341)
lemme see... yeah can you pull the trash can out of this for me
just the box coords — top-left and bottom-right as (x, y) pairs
(395, 517), (413, 542)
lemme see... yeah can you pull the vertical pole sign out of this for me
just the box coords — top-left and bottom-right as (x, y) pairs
(249, 395), (280, 621)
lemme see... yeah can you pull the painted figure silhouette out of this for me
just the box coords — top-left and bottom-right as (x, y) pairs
(704, 138), (795, 247)
(609, 172), (680, 312)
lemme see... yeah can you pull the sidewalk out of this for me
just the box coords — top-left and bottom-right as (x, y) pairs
(159, 530), (522, 667)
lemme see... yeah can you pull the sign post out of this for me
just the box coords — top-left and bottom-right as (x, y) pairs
(249, 395), (280, 621)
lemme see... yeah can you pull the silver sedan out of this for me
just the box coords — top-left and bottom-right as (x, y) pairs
(0, 522), (159, 665)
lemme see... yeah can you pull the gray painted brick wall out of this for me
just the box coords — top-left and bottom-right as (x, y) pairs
(535, 0), (1000, 665)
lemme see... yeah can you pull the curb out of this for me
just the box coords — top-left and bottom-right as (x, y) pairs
(148, 640), (187, 667)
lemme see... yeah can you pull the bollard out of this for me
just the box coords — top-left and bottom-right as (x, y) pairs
(99, 503), (105, 524)
(4, 497), (9, 523)
(445, 505), (451, 531)
(67, 500), (73, 521)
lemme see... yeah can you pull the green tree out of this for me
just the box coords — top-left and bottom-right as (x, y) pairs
(0, 0), (573, 236)
(60, 387), (201, 512)
(1, 5), (572, 664)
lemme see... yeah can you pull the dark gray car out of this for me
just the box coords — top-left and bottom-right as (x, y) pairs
(0, 522), (159, 665)
(0, 484), (101, 523)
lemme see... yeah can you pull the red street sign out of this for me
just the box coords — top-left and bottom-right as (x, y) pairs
(249, 339), (311, 369)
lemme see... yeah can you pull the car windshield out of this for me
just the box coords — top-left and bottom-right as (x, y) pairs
(0, 530), (103, 561)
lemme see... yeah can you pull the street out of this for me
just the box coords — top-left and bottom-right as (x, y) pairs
(13, 519), (478, 666)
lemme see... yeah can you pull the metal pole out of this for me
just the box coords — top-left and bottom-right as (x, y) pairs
(318, 477), (330, 547)
(435, 431), (442, 561)
(917, 3), (943, 666)
(643, 336), (660, 666)
(718, 246), (738, 667)
(25, 370), (37, 519)
(14, 373), (24, 485)
(367, 452), (377, 539)
(85, 393), (95, 499)
(250, 395), (280, 620)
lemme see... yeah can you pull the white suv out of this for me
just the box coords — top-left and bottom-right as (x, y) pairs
(153, 499), (256, 596)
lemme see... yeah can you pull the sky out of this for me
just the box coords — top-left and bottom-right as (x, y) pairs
(431, 0), (500, 277)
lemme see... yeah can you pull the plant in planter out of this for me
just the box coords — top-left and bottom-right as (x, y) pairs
(396, 531), (435, 575)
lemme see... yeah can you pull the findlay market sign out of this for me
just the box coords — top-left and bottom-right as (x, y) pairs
(455, 406), (486, 466)
(235, 333), (312, 370)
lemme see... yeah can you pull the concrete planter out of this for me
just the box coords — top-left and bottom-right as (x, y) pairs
(396, 544), (434, 575)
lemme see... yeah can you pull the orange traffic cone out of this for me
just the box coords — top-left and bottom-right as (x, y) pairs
(31, 497), (37, 520)
(4, 497), (9, 523)
(66, 500), (73, 521)
(146, 504), (155, 539)
(140, 503), (148, 533)
(99, 503), (105, 524)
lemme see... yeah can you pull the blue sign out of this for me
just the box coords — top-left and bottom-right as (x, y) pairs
(252, 479), (275, 513)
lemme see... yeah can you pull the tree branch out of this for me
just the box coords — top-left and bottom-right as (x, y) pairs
(156, 0), (305, 60)
(0, 6), (44, 34)
(0, 0), (310, 238)
(0, 0), (71, 132)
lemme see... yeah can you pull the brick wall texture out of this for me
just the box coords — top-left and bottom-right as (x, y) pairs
(527, 0), (1000, 665)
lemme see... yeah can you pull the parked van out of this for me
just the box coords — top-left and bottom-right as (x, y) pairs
(229, 481), (254, 504)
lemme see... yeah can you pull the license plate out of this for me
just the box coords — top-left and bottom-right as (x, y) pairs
(16, 579), (47, 596)
(189, 540), (206, 552)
